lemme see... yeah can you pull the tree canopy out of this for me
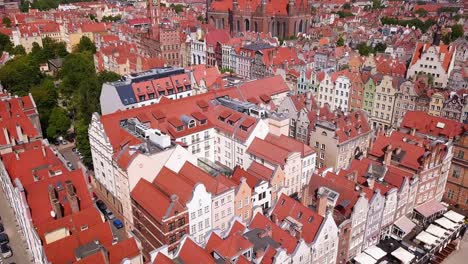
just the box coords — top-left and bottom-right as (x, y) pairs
(46, 107), (71, 139)
(337, 36), (345, 47)
(74, 36), (96, 54)
(357, 42), (374, 56)
(2, 17), (11, 27)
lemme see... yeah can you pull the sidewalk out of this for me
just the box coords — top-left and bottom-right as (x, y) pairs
(442, 235), (468, 264)
(0, 188), (32, 264)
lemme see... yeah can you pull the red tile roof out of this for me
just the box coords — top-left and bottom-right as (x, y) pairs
(271, 193), (324, 244)
(368, 131), (428, 170)
(0, 95), (41, 145)
(400, 111), (466, 139)
(177, 238), (215, 264)
(249, 213), (298, 254)
(108, 238), (141, 264)
(264, 134), (315, 157)
(131, 178), (186, 221)
(152, 253), (175, 264)
(247, 138), (290, 166)
(410, 42), (455, 73)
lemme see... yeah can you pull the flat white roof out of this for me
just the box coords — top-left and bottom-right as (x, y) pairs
(444, 210), (465, 223)
(354, 252), (377, 264)
(426, 224), (448, 238)
(394, 215), (416, 234)
(414, 199), (446, 218)
(391, 247), (415, 264)
(416, 231), (439, 246)
(435, 217), (458, 230)
(364, 245), (387, 260)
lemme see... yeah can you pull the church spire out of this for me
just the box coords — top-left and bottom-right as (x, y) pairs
(148, 0), (160, 40)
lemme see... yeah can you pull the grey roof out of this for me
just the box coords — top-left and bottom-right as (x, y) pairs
(48, 58), (64, 68)
(116, 84), (136, 106)
(243, 228), (280, 252)
(243, 42), (274, 51)
(74, 241), (104, 260)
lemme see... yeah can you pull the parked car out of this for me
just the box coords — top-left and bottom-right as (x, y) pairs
(66, 161), (74, 170)
(105, 209), (115, 220)
(0, 233), (9, 245)
(0, 223), (4, 233)
(96, 200), (107, 212)
(0, 244), (12, 258)
(113, 219), (124, 229)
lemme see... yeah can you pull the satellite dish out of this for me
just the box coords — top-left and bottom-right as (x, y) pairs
(50, 211), (56, 218)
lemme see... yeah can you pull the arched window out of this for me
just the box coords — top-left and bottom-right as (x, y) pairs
(254, 21), (258, 32)
(276, 21), (280, 37)
(237, 20), (240, 31)
(245, 19), (250, 31)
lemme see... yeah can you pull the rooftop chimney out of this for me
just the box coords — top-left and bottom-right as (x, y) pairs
(367, 177), (375, 189)
(3, 127), (10, 145)
(65, 180), (80, 214)
(300, 184), (310, 207)
(316, 190), (328, 217)
(384, 144), (393, 165)
(41, 145), (46, 157)
(48, 185), (62, 219)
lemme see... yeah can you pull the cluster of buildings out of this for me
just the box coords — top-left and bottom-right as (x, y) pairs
(0, 0), (467, 264)
(0, 92), (143, 263)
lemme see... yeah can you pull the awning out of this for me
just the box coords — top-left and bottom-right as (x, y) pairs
(444, 210), (465, 223)
(394, 215), (416, 235)
(426, 224), (449, 238)
(354, 252), (377, 264)
(416, 231), (439, 246)
(391, 247), (415, 264)
(364, 245), (387, 260)
(414, 199), (446, 218)
(435, 217), (458, 230)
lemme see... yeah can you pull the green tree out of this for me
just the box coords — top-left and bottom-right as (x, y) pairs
(31, 79), (58, 133)
(337, 36), (345, 47)
(46, 107), (71, 139)
(2, 17), (11, 27)
(343, 3), (351, 10)
(372, 0), (382, 9)
(357, 42), (374, 56)
(374, 42), (387, 53)
(451, 24), (464, 40)
(98, 70), (120, 84)
(11, 45), (26, 55)
(337, 11), (354, 18)
(102, 15), (122, 22)
(197, 15), (204, 22)
(170, 4), (184, 13)
(0, 55), (42, 94)
(0, 33), (13, 53)
(20, 0), (30, 12)
(75, 119), (92, 167)
(74, 36), (96, 54)
(60, 52), (96, 97)
(414, 8), (428, 17)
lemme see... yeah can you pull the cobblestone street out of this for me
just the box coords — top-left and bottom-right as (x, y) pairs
(442, 235), (468, 264)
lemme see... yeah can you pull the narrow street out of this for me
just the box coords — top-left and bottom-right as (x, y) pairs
(0, 188), (32, 264)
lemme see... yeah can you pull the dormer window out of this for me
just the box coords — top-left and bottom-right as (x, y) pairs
(176, 125), (183, 132)
(297, 212), (303, 219)
(200, 119), (207, 125)
(281, 199), (285, 205)
(188, 120), (196, 128)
